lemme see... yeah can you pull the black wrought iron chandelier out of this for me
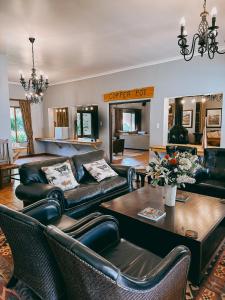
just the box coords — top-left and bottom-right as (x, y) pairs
(177, 0), (225, 61)
(20, 37), (49, 104)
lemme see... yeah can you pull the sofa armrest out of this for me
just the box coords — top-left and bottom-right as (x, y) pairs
(15, 183), (64, 205)
(119, 245), (190, 294)
(195, 167), (210, 183)
(110, 165), (135, 191)
(20, 199), (62, 225)
(71, 215), (120, 253)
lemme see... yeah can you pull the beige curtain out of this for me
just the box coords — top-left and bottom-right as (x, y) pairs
(19, 100), (34, 155)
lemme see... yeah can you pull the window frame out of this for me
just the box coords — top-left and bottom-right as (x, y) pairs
(10, 106), (27, 144)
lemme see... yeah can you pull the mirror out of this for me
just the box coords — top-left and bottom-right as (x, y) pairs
(76, 105), (99, 140)
(168, 94), (223, 146)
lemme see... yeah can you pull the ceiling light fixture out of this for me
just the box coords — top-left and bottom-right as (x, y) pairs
(19, 37), (49, 104)
(178, 0), (225, 61)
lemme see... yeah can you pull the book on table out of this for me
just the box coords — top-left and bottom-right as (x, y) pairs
(138, 207), (166, 222)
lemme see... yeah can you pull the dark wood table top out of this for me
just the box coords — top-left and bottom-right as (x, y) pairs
(101, 186), (225, 242)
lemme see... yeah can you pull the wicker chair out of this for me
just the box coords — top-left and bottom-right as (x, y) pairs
(46, 215), (191, 300)
(0, 201), (102, 300)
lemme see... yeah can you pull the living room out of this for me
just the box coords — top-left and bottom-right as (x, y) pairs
(0, 0), (225, 299)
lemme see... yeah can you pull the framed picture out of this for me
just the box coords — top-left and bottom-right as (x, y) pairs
(206, 108), (222, 128)
(182, 110), (193, 128)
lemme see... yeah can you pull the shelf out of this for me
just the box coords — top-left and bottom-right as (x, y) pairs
(35, 138), (102, 149)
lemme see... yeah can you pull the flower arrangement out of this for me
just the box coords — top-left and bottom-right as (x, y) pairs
(146, 152), (200, 188)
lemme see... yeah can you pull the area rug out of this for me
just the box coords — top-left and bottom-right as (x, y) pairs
(0, 229), (224, 299)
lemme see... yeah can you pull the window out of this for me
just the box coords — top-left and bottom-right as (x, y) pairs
(122, 112), (136, 132)
(10, 107), (27, 143)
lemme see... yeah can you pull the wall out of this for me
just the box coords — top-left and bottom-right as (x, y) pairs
(42, 55), (225, 155)
(0, 55), (11, 155)
(8, 84), (45, 153)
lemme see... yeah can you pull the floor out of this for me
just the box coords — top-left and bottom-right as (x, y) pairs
(112, 149), (149, 167)
(0, 154), (58, 211)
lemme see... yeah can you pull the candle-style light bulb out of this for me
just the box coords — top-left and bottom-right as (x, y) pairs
(180, 17), (186, 27)
(180, 17), (186, 36)
(211, 7), (217, 18)
(211, 7), (217, 28)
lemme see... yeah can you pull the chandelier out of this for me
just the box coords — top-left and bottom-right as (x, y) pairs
(19, 37), (49, 103)
(177, 0), (225, 61)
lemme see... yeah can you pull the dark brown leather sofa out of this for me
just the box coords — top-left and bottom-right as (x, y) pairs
(15, 150), (135, 217)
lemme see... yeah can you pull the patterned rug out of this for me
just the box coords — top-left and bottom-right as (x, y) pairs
(0, 230), (224, 299)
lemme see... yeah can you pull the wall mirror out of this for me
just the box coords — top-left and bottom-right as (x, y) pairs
(76, 105), (99, 140)
(168, 93), (223, 146)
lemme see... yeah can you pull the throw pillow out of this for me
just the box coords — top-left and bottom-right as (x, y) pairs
(83, 159), (118, 182)
(42, 160), (79, 191)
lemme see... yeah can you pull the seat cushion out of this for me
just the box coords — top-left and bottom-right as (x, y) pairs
(99, 176), (127, 194)
(50, 214), (78, 231)
(63, 183), (102, 209)
(185, 179), (225, 198)
(101, 239), (161, 280)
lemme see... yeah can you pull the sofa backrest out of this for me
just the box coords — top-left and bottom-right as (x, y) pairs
(19, 156), (72, 185)
(71, 150), (105, 182)
(204, 148), (225, 179)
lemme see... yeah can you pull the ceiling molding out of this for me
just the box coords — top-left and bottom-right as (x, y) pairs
(50, 55), (184, 86)
(9, 45), (225, 87)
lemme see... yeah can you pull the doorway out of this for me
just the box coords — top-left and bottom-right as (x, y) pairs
(109, 100), (150, 167)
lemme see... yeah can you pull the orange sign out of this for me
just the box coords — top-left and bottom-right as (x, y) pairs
(103, 86), (154, 102)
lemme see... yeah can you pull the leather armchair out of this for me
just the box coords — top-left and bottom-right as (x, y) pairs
(46, 215), (191, 300)
(16, 150), (135, 217)
(184, 148), (225, 198)
(0, 203), (102, 300)
(166, 145), (197, 155)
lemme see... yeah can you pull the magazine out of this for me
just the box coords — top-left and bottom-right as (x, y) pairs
(138, 207), (166, 222)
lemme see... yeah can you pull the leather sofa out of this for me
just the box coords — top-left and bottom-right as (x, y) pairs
(184, 148), (225, 198)
(16, 150), (135, 217)
(45, 215), (191, 300)
(166, 145), (197, 155)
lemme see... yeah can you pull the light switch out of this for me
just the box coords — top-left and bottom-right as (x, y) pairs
(156, 123), (160, 129)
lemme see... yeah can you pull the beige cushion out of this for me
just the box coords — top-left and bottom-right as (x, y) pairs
(42, 160), (79, 191)
(83, 159), (118, 182)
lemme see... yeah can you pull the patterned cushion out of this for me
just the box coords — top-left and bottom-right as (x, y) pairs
(83, 159), (118, 182)
(42, 160), (79, 191)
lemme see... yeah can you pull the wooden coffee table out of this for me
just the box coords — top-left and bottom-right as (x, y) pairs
(100, 185), (225, 284)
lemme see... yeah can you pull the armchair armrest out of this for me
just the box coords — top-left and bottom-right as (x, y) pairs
(20, 199), (62, 225)
(15, 183), (64, 205)
(64, 212), (102, 233)
(110, 164), (135, 191)
(71, 215), (120, 253)
(118, 245), (190, 293)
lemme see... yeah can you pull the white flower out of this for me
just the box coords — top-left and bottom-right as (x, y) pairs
(177, 175), (196, 184)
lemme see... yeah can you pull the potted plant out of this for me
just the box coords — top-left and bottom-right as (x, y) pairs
(146, 152), (200, 206)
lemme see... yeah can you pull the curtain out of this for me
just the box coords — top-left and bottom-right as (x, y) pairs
(114, 108), (123, 134)
(19, 100), (34, 155)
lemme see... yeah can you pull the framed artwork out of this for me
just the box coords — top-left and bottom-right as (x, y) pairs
(182, 110), (193, 128)
(206, 108), (222, 128)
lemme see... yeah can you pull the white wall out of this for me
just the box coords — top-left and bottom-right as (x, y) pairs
(8, 84), (45, 153)
(0, 55), (11, 156)
(43, 55), (225, 155)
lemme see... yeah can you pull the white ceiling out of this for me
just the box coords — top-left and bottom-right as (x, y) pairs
(0, 0), (225, 84)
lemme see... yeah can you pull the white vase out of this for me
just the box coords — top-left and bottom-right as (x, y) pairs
(164, 185), (177, 207)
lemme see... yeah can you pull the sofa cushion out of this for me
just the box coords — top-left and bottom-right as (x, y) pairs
(99, 176), (127, 194)
(101, 239), (161, 280)
(71, 150), (105, 182)
(19, 157), (71, 185)
(42, 160), (79, 191)
(63, 183), (102, 209)
(83, 159), (118, 182)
